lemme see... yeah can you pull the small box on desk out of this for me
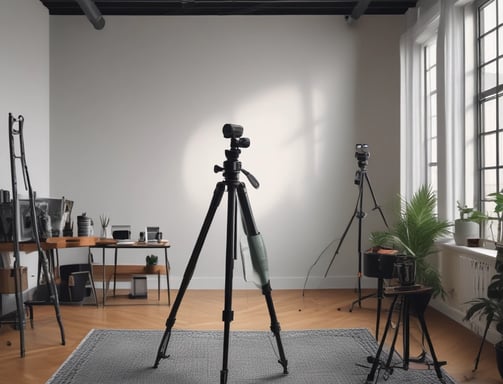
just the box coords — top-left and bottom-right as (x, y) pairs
(0, 267), (28, 293)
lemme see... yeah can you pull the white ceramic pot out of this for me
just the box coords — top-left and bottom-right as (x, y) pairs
(454, 219), (480, 246)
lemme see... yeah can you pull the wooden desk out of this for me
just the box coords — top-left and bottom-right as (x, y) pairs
(0, 237), (96, 286)
(1, 237), (172, 306)
(89, 240), (171, 306)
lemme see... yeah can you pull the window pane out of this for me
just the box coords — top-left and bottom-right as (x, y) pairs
(483, 168), (498, 195)
(428, 165), (438, 193)
(500, 132), (503, 166)
(499, 28), (503, 56)
(481, 61), (498, 92)
(481, 0), (497, 34)
(499, 0), (503, 26)
(431, 115), (437, 137)
(428, 67), (437, 94)
(429, 136), (438, 163)
(499, 95), (503, 130)
(424, 38), (437, 193)
(483, 133), (498, 166)
(426, 43), (436, 68)
(482, 98), (497, 133)
(481, 31), (497, 62)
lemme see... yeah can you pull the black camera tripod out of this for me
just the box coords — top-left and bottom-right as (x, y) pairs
(154, 124), (288, 384)
(324, 144), (388, 311)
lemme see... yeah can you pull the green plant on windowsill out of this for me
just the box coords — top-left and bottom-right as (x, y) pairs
(454, 202), (487, 246)
(487, 191), (503, 246)
(457, 202), (487, 223)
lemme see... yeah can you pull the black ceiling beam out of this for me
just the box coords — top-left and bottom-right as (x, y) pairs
(39, 0), (417, 16)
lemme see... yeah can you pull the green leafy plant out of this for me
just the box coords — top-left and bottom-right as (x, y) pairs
(370, 184), (451, 298)
(464, 251), (503, 374)
(487, 191), (503, 244)
(457, 201), (487, 223)
(145, 254), (158, 266)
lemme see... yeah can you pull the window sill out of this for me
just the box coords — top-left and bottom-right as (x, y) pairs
(437, 239), (496, 259)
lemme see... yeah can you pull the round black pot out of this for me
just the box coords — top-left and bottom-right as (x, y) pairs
(495, 341), (503, 379)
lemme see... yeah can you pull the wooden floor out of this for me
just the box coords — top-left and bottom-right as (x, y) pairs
(0, 289), (500, 383)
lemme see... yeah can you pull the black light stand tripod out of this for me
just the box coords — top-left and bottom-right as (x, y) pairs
(154, 124), (288, 384)
(8, 113), (65, 357)
(324, 144), (388, 311)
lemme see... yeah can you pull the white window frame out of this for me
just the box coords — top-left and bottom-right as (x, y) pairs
(401, 0), (474, 224)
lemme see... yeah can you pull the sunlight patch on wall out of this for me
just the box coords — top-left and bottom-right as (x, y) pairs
(182, 84), (324, 215)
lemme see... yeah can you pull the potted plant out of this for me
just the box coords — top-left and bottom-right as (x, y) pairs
(454, 202), (487, 246)
(145, 254), (158, 273)
(370, 184), (451, 298)
(486, 191), (503, 247)
(464, 250), (503, 377)
(99, 214), (111, 239)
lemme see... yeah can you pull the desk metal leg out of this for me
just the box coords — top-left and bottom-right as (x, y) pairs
(113, 248), (118, 296)
(164, 248), (170, 305)
(102, 248), (106, 306)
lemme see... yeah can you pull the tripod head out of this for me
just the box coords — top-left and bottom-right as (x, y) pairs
(354, 143), (369, 185)
(214, 124), (259, 189)
(355, 144), (369, 169)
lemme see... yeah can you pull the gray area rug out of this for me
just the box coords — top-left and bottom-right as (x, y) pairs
(46, 328), (456, 383)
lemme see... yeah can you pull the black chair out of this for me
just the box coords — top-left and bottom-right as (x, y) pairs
(59, 264), (98, 305)
(25, 263), (98, 329)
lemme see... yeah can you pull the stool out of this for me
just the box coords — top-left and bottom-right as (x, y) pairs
(366, 285), (447, 383)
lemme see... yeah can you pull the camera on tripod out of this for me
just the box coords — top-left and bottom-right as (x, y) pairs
(355, 144), (369, 165)
(354, 144), (369, 185)
(223, 124), (250, 148)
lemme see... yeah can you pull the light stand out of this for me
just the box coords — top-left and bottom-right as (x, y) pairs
(153, 124), (288, 384)
(324, 144), (388, 311)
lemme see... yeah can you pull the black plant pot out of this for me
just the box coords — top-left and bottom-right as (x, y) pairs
(495, 341), (503, 379)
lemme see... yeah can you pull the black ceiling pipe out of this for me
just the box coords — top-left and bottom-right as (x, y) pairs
(346, 0), (371, 23)
(75, 0), (105, 30)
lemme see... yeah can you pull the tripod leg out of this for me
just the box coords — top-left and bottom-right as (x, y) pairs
(364, 173), (389, 229)
(263, 282), (289, 373)
(351, 173), (389, 312)
(154, 182), (226, 368)
(237, 184), (288, 374)
(220, 183), (238, 384)
(324, 204), (358, 278)
(355, 177), (364, 308)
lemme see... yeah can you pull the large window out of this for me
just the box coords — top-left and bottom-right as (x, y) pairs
(425, 38), (438, 196)
(478, 0), (503, 230)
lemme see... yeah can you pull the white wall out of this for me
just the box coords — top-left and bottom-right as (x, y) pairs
(50, 15), (404, 290)
(0, 0), (50, 312)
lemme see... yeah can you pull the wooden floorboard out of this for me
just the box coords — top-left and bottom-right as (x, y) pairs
(0, 289), (500, 383)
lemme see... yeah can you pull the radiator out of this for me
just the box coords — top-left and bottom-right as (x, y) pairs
(458, 254), (494, 304)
